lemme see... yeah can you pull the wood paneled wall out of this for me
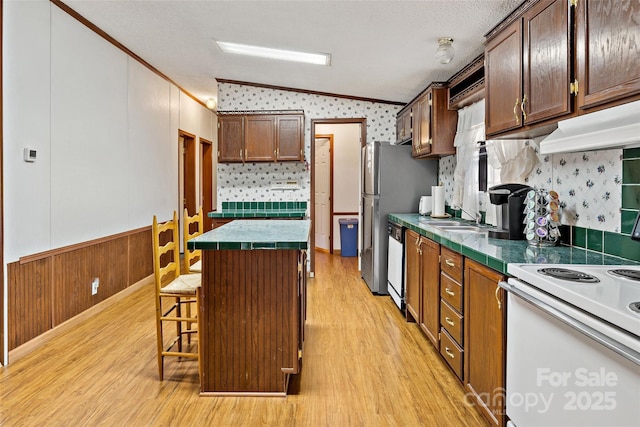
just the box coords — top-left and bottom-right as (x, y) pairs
(7, 227), (153, 351)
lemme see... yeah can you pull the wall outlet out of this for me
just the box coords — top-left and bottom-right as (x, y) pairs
(91, 278), (99, 295)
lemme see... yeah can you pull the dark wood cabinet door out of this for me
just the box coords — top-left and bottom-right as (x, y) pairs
(218, 116), (244, 163)
(276, 115), (303, 161)
(404, 229), (421, 323)
(576, 0), (640, 110)
(419, 237), (440, 348)
(430, 87), (457, 156)
(464, 259), (506, 427)
(523, 0), (572, 124)
(245, 115), (276, 162)
(413, 92), (432, 157)
(485, 19), (523, 135)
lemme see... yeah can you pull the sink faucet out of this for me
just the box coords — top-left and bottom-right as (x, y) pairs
(453, 206), (482, 225)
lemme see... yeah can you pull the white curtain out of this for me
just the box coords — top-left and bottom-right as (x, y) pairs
(484, 139), (538, 225)
(452, 99), (485, 221)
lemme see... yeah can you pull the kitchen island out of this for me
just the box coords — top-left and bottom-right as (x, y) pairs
(187, 219), (310, 396)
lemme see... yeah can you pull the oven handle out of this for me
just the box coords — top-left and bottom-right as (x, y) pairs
(499, 281), (640, 366)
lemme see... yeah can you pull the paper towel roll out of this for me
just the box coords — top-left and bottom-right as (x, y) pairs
(432, 186), (445, 216)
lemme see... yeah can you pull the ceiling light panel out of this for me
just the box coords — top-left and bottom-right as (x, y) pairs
(216, 41), (331, 66)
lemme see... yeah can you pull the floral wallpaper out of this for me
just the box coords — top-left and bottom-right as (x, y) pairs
(216, 83), (401, 209)
(439, 145), (623, 233)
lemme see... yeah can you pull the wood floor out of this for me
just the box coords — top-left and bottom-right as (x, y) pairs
(0, 252), (488, 426)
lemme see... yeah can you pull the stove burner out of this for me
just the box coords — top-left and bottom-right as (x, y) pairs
(608, 269), (640, 282)
(537, 268), (600, 283)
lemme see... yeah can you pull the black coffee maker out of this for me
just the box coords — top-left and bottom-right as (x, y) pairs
(487, 183), (532, 240)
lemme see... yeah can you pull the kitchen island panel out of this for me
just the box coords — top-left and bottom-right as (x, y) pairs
(199, 248), (300, 396)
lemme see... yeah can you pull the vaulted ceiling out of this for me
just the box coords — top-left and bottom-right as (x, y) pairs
(63, 0), (522, 104)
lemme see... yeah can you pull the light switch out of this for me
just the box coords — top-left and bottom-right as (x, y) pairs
(23, 148), (37, 162)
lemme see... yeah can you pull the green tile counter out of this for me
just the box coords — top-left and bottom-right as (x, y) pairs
(209, 201), (307, 219)
(389, 213), (638, 275)
(188, 219), (310, 396)
(188, 219), (310, 250)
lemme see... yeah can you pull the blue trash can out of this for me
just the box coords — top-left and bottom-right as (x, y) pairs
(338, 218), (358, 257)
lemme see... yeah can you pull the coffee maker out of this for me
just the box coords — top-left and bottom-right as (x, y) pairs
(487, 183), (532, 240)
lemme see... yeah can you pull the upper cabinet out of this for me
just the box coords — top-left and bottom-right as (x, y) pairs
(411, 84), (457, 158)
(485, 0), (572, 136)
(485, 0), (640, 138)
(396, 107), (412, 144)
(218, 112), (304, 163)
(575, 0), (640, 110)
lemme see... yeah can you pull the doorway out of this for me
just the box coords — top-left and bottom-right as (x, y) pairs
(179, 130), (196, 251)
(310, 119), (366, 275)
(200, 137), (214, 231)
(314, 134), (333, 252)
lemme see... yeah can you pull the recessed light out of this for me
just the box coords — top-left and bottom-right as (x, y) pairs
(216, 41), (331, 66)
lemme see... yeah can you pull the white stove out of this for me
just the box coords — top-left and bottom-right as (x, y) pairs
(503, 263), (640, 427)
(507, 263), (640, 336)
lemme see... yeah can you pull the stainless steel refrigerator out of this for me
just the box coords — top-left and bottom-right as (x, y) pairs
(361, 141), (438, 294)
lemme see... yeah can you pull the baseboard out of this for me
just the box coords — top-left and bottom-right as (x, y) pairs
(7, 275), (153, 365)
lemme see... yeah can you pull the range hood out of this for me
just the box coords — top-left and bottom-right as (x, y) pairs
(539, 100), (640, 154)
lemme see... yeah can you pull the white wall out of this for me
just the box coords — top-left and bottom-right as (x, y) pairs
(3, 0), (217, 263)
(315, 123), (361, 250)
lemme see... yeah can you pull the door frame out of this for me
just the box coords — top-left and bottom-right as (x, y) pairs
(178, 130), (197, 251)
(199, 137), (214, 231)
(309, 118), (366, 275)
(314, 134), (334, 253)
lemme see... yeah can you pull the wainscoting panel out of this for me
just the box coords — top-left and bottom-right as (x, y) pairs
(8, 226), (154, 351)
(128, 228), (153, 285)
(7, 258), (53, 351)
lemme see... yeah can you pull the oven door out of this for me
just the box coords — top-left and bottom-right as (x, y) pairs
(502, 279), (640, 427)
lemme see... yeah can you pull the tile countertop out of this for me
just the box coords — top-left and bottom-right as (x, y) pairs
(209, 201), (307, 218)
(389, 213), (639, 275)
(188, 219), (311, 251)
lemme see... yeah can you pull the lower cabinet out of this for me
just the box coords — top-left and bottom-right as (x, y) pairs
(405, 233), (507, 426)
(464, 258), (507, 427)
(404, 229), (440, 348)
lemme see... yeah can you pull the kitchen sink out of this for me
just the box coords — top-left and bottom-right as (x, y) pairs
(435, 225), (486, 233)
(418, 220), (466, 226)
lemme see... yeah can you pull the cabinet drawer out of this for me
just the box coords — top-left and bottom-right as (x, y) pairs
(440, 328), (463, 381)
(440, 300), (463, 346)
(440, 273), (463, 313)
(440, 247), (463, 282)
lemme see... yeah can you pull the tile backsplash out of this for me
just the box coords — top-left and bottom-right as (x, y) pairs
(216, 82), (400, 209)
(439, 146), (640, 261)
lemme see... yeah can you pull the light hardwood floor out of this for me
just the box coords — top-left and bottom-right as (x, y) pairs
(0, 252), (488, 426)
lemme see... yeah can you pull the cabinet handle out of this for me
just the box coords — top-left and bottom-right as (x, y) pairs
(428, 138), (432, 145)
(276, 148), (280, 157)
(521, 94), (527, 122)
(239, 149), (243, 159)
(513, 98), (520, 124)
(445, 259), (455, 268)
(274, 149), (277, 157)
(245, 149), (247, 158)
(445, 317), (455, 326)
(445, 288), (455, 297)
(445, 347), (455, 359)
(495, 285), (502, 310)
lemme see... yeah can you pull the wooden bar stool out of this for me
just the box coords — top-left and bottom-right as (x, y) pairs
(152, 211), (200, 380)
(183, 207), (204, 273)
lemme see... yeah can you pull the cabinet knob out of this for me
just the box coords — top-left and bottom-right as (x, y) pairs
(445, 259), (455, 268)
(444, 347), (455, 359)
(445, 317), (455, 326)
(445, 288), (455, 297)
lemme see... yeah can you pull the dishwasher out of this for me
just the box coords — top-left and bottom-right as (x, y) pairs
(387, 220), (405, 311)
